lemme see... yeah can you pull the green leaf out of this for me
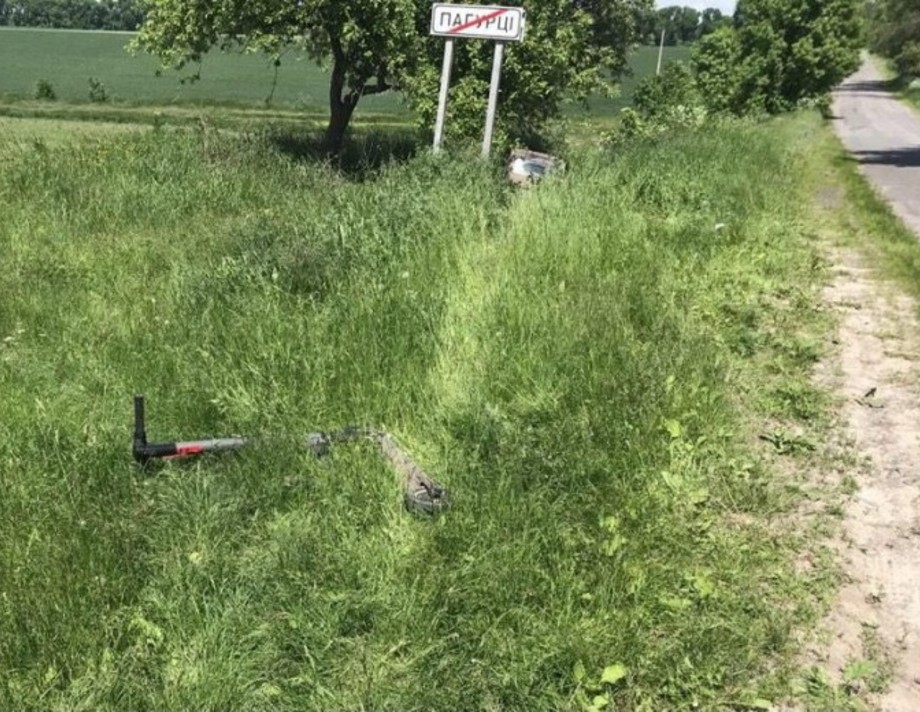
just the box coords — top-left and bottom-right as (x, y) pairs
(689, 570), (716, 599)
(588, 693), (609, 712)
(601, 663), (627, 684)
(574, 660), (587, 682)
(602, 533), (627, 556)
(660, 595), (692, 611)
(664, 418), (682, 438)
(688, 486), (710, 505)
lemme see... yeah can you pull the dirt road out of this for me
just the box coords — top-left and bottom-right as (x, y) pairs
(832, 60), (920, 237)
(817, 63), (920, 711)
(817, 251), (920, 712)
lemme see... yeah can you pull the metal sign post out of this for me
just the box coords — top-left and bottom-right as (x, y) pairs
(482, 41), (505, 158)
(429, 3), (525, 157)
(432, 38), (455, 152)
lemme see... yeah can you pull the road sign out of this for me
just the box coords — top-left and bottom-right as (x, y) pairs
(430, 4), (526, 42)
(430, 4), (525, 158)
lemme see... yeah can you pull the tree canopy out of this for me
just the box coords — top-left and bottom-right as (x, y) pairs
(870, 0), (920, 77)
(693, 0), (862, 114)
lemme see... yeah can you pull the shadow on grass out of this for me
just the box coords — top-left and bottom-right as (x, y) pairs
(264, 127), (424, 180)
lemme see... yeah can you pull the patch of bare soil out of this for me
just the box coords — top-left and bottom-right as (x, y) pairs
(813, 247), (920, 711)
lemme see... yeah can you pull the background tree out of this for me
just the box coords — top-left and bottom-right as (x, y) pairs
(635, 6), (725, 44)
(1, 0), (143, 29)
(674, 6), (701, 41)
(634, 4), (659, 43)
(693, 0), (862, 114)
(870, 0), (920, 77)
(697, 8), (730, 38)
(653, 6), (702, 44)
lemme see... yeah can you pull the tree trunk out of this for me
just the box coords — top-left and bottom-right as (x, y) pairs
(325, 43), (356, 156)
(326, 96), (356, 156)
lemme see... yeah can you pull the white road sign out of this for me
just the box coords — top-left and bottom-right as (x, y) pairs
(430, 4), (526, 42)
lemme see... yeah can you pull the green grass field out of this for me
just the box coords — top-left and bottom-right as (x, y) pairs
(0, 110), (850, 710)
(0, 27), (691, 120)
(2, 24), (868, 711)
(0, 27), (404, 115)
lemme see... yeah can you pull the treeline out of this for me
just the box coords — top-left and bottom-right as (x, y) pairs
(0, 0), (731, 45)
(635, 5), (732, 46)
(608, 0), (862, 148)
(868, 0), (920, 78)
(0, 0), (143, 30)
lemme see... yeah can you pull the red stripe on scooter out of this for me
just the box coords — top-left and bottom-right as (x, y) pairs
(176, 444), (204, 456)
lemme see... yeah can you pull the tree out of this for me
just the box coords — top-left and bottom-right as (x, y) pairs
(693, 0), (862, 114)
(135, 0), (421, 153)
(656, 7), (680, 44)
(697, 8), (730, 38)
(654, 6), (701, 44)
(674, 6), (701, 41)
(871, 0), (920, 77)
(2, 0), (144, 29)
(692, 27), (745, 112)
(635, 4), (659, 44)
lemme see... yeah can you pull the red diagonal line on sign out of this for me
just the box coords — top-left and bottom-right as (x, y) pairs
(447, 7), (507, 35)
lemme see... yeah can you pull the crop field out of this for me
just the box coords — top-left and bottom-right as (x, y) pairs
(0, 110), (846, 710)
(0, 27), (690, 119)
(0, 27), (405, 116)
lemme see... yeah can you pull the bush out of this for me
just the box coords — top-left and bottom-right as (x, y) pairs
(894, 42), (920, 78)
(632, 62), (703, 120)
(33, 79), (56, 101)
(88, 77), (108, 103)
(692, 28), (745, 114)
(603, 103), (708, 149)
(605, 63), (707, 148)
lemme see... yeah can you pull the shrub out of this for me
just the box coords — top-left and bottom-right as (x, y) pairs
(34, 79), (56, 101)
(692, 28), (745, 114)
(895, 42), (920, 78)
(632, 61), (703, 120)
(88, 77), (108, 103)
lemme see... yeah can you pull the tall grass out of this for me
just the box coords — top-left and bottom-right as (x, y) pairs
(0, 116), (827, 710)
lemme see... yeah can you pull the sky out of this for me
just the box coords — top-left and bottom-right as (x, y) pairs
(656, 0), (737, 13)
